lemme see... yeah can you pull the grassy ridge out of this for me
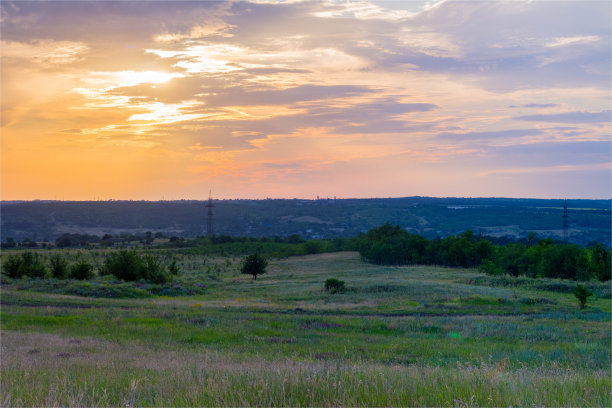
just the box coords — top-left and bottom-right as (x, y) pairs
(1, 252), (610, 406)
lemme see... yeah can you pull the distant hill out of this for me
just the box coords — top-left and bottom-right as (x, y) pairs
(1, 197), (610, 246)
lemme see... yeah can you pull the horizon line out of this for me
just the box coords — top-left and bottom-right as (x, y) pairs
(2, 196), (611, 203)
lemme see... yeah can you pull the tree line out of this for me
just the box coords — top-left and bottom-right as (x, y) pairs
(2, 250), (179, 284)
(356, 224), (610, 281)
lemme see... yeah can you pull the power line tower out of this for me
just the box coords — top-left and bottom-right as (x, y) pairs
(562, 199), (568, 243)
(206, 190), (214, 237)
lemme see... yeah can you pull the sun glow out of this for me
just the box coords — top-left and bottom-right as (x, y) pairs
(128, 102), (203, 124)
(83, 70), (185, 88)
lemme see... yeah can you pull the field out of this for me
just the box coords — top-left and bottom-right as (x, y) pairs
(1, 251), (610, 406)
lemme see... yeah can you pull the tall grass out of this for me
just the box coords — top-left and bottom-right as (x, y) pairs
(1, 252), (610, 406)
(2, 332), (609, 407)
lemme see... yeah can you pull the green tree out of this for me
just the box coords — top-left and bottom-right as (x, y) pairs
(5, 252), (48, 278)
(241, 253), (268, 280)
(324, 278), (345, 294)
(142, 254), (172, 284)
(588, 244), (611, 281)
(3, 254), (24, 278)
(573, 284), (593, 309)
(69, 259), (94, 280)
(101, 250), (145, 281)
(49, 253), (69, 279)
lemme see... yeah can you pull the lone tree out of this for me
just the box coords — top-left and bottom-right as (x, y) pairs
(324, 278), (346, 294)
(573, 284), (593, 309)
(241, 253), (268, 280)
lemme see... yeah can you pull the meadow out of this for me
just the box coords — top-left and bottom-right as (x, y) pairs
(1, 251), (610, 406)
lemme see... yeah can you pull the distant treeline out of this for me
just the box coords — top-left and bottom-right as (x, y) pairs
(356, 224), (610, 282)
(3, 224), (610, 282)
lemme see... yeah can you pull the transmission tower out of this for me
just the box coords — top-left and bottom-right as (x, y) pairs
(562, 199), (568, 243)
(206, 190), (214, 237)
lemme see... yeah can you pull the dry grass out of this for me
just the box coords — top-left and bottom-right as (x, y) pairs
(2, 331), (609, 407)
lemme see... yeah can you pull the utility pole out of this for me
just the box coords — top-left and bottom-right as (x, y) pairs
(206, 190), (214, 237)
(562, 199), (568, 243)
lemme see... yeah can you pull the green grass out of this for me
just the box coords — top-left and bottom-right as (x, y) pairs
(1, 251), (610, 406)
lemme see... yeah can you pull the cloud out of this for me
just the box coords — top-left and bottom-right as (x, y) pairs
(545, 35), (601, 48)
(1, 39), (88, 66)
(154, 21), (236, 43)
(514, 110), (611, 124)
(203, 85), (374, 108)
(189, 143), (222, 151)
(479, 162), (611, 177)
(508, 104), (559, 109)
(2, 0), (610, 200)
(436, 129), (542, 141)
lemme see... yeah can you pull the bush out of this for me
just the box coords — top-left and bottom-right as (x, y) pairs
(142, 254), (172, 284)
(69, 259), (94, 280)
(324, 278), (345, 294)
(573, 284), (593, 309)
(101, 250), (178, 284)
(241, 253), (268, 280)
(49, 254), (69, 279)
(2, 252), (47, 278)
(304, 240), (323, 254)
(3, 255), (23, 278)
(102, 250), (145, 281)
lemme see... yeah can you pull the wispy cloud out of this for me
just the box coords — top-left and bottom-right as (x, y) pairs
(545, 35), (601, 48)
(1, 39), (88, 65)
(514, 110), (611, 124)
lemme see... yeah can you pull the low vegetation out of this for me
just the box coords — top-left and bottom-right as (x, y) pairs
(324, 278), (345, 293)
(1, 227), (610, 406)
(573, 284), (593, 309)
(2, 250), (179, 284)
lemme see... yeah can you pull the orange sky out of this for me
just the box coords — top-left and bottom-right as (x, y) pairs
(2, 1), (610, 200)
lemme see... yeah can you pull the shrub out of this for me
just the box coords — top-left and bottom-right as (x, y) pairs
(69, 259), (94, 280)
(324, 278), (345, 294)
(3, 255), (23, 278)
(49, 253), (69, 279)
(101, 250), (178, 284)
(142, 254), (172, 284)
(3, 252), (47, 278)
(304, 240), (323, 254)
(102, 250), (145, 281)
(168, 259), (180, 276)
(241, 253), (268, 280)
(573, 284), (593, 309)
(478, 259), (504, 276)
(23, 252), (48, 278)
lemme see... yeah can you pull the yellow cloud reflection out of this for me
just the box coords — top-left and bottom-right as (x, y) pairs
(83, 70), (185, 89)
(127, 102), (203, 124)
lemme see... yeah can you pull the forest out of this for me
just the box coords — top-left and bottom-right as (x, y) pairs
(356, 224), (610, 281)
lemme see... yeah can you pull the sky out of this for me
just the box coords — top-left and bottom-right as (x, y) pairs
(1, 0), (611, 200)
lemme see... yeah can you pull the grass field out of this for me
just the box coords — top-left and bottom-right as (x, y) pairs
(1, 251), (610, 406)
